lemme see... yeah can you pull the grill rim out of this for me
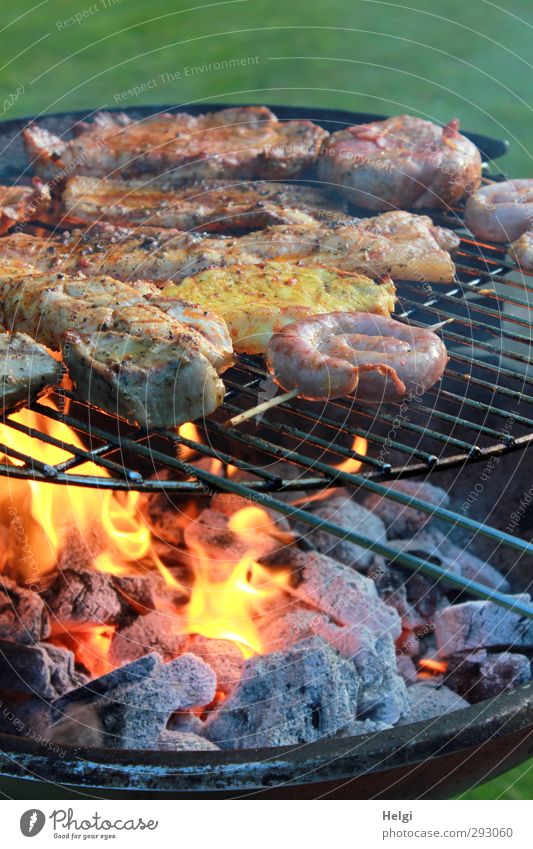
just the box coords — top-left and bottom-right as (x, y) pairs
(0, 681), (531, 794)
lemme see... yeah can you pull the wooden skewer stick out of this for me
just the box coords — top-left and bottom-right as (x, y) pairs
(223, 387), (299, 428)
(427, 317), (455, 331)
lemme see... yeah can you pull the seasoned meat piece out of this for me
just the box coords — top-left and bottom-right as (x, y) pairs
(509, 230), (533, 271)
(0, 262), (233, 373)
(59, 176), (348, 231)
(64, 332), (225, 430)
(161, 262), (396, 354)
(0, 180), (50, 234)
(0, 210), (458, 284)
(465, 180), (533, 242)
(0, 331), (60, 413)
(23, 107), (328, 181)
(0, 261), (231, 428)
(319, 115), (481, 210)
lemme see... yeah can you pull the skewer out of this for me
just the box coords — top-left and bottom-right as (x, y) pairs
(427, 317), (455, 332)
(223, 387), (299, 428)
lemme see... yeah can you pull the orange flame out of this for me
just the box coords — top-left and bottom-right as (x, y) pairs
(291, 435), (368, 506)
(0, 404), (291, 671)
(179, 505), (290, 657)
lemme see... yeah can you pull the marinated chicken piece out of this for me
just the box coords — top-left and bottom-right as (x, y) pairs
(23, 107), (328, 181)
(64, 332), (225, 430)
(0, 262), (233, 373)
(0, 331), (60, 413)
(59, 176), (348, 231)
(0, 261), (231, 428)
(161, 262), (396, 354)
(0, 180), (50, 234)
(508, 230), (533, 271)
(465, 180), (533, 242)
(319, 115), (481, 210)
(0, 210), (459, 284)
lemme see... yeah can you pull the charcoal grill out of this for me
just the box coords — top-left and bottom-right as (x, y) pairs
(0, 104), (532, 798)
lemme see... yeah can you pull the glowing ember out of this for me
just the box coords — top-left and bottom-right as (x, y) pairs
(418, 658), (448, 678)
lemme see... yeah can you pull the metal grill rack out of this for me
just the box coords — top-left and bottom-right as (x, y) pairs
(1, 217), (532, 491)
(1, 105), (532, 615)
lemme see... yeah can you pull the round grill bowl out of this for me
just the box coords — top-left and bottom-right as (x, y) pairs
(0, 682), (532, 799)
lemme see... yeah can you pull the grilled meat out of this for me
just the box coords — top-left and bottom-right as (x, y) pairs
(465, 180), (533, 242)
(266, 312), (449, 402)
(0, 261), (231, 427)
(160, 262), (396, 354)
(0, 181), (50, 235)
(23, 107), (328, 182)
(63, 331), (225, 431)
(1, 211), (459, 284)
(509, 230), (533, 271)
(59, 176), (348, 232)
(0, 331), (60, 413)
(319, 115), (482, 211)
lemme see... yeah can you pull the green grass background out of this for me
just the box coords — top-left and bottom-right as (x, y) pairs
(0, 0), (532, 800)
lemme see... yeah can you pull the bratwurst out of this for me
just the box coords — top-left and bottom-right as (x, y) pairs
(266, 312), (449, 403)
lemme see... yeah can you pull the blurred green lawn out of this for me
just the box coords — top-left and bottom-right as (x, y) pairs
(0, 0), (531, 800)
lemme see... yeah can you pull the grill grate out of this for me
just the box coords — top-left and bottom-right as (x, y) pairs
(1, 106), (533, 616)
(2, 216), (532, 491)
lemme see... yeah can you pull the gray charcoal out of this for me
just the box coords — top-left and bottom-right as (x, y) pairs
(0, 639), (86, 699)
(287, 551), (402, 641)
(186, 635), (244, 695)
(0, 577), (50, 644)
(397, 681), (470, 725)
(114, 572), (189, 610)
(341, 718), (392, 736)
(205, 636), (360, 749)
(396, 655), (418, 684)
(109, 610), (188, 665)
(155, 731), (219, 751)
(355, 636), (408, 724)
(43, 567), (125, 626)
(434, 597), (533, 656)
(293, 495), (386, 572)
(367, 563), (410, 620)
(167, 711), (206, 735)
(392, 528), (509, 593)
(52, 652), (216, 749)
(258, 599), (405, 723)
(142, 491), (189, 546)
(362, 480), (450, 538)
(0, 697), (54, 738)
(445, 651), (531, 703)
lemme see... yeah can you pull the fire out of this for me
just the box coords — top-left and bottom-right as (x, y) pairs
(180, 505), (290, 657)
(335, 435), (368, 474)
(291, 434), (368, 506)
(0, 403), (291, 673)
(177, 422), (201, 461)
